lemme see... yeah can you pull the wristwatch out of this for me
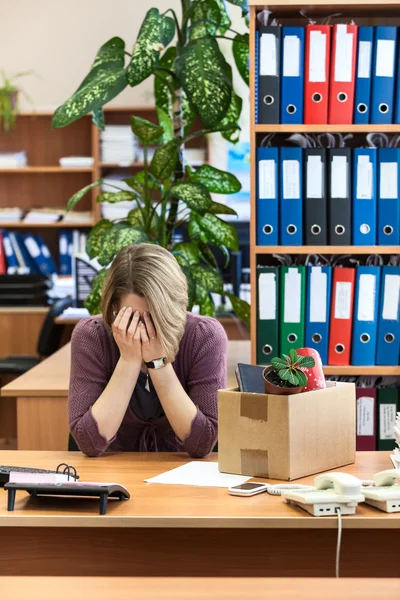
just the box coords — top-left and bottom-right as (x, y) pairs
(145, 357), (167, 370)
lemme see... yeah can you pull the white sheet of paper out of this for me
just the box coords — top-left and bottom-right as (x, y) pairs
(283, 35), (300, 77)
(357, 155), (373, 200)
(283, 160), (300, 199)
(334, 25), (353, 83)
(259, 272), (276, 320)
(260, 33), (277, 76)
(145, 462), (251, 488)
(331, 155), (348, 198)
(380, 162), (398, 199)
(380, 404), (396, 440)
(357, 274), (376, 322)
(307, 155), (323, 198)
(284, 269), (301, 323)
(376, 39), (395, 78)
(357, 396), (374, 437)
(357, 41), (372, 78)
(382, 274), (400, 320)
(309, 267), (328, 323)
(259, 159), (276, 199)
(309, 31), (326, 82)
(334, 281), (352, 319)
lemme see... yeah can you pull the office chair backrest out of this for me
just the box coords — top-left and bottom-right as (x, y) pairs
(37, 297), (73, 357)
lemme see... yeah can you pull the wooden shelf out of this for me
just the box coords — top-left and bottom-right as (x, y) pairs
(255, 246), (400, 254)
(323, 366), (400, 375)
(255, 124), (400, 133)
(0, 167), (93, 173)
(100, 162), (145, 168)
(0, 222), (93, 228)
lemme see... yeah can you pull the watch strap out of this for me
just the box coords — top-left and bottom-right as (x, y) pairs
(145, 357), (167, 370)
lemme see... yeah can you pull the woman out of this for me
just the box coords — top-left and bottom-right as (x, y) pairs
(68, 242), (228, 458)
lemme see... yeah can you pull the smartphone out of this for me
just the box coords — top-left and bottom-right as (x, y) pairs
(228, 482), (269, 497)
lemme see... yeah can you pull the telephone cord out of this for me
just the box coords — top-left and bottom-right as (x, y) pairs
(335, 508), (342, 578)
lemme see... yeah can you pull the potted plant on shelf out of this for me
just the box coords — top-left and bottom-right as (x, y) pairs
(0, 70), (34, 132)
(51, 1), (250, 328)
(263, 350), (316, 396)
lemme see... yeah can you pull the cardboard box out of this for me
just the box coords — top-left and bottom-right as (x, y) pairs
(218, 382), (356, 481)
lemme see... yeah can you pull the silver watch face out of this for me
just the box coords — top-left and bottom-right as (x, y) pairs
(152, 357), (166, 369)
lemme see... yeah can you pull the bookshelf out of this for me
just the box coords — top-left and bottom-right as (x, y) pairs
(0, 106), (208, 263)
(249, 1), (400, 374)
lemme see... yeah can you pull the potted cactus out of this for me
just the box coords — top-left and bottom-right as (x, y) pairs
(263, 349), (315, 396)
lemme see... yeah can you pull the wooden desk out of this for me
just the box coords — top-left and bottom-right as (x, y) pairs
(0, 341), (250, 450)
(0, 451), (398, 578)
(1, 577), (400, 600)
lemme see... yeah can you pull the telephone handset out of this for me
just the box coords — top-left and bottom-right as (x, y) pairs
(361, 469), (400, 513)
(282, 472), (365, 517)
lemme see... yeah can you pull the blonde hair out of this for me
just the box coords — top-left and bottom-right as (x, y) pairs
(102, 243), (188, 362)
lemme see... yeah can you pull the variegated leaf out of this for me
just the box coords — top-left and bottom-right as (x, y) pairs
(84, 268), (108, 315)
(226, 0), (249, 15)
(172, 241), (201, 266)
(193, 212), (238, 250)
(150, 140), (179, 180)
(170, 181), (212, 213)
(214, 0), (232, 34)
(66, 179), (103, 212)
(91, 36), (126, 71)
(191, 164), (241, 194)
(96, 191), (137, 204)
(175, 36), (232, 128)
(86, 219), (113, 260)
(226, 292), (250, 329)
(197, 285), (215, 316)
(232, 33), (249, 85)
(190, 0), (221, 41)
(98, 223), (147, 267)
(92, 108), (105, 130)
(130, 115), (163, 145)
(220, 85), (242, 143)
(191, 264), (224, 293)
(208, 201), (238, 216)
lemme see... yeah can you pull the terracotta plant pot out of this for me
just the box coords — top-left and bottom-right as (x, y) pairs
(262, 366), (304, 396)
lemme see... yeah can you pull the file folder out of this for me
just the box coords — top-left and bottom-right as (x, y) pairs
(395, 37), (400, 123)
(257, 26), (281, 124)
(280, 266), (306, 356)
(304, 148), (327, 244)
(354, 26), (374, 124)
(256, 146), (279, 245)
(279, 146), (303, 245)
(328, 24), (358, 124)
(2, 231), (18, 274)
(9, 232), (30, 274)
(376, 265), (400, 365)
(23, 234), (47, 275)
(281, 27), (305, 124)
(328, 267), (355, 365)
(351, 266), (381, 365)
(377, 388), (398, 451)
(356, 387), (377, 451)
(59, 231), (72, 275)
(256, 266), (279, 364)
(304, 25), (331, 124)
(305, 265), (332, 365)
(371, 26), (397, 124)
(35, 234), (57, 275)
(352, 148), (377, 245)
(328, 148), (352, 245)
(377, 148), (400, 245)
(0, 231), (6, 275)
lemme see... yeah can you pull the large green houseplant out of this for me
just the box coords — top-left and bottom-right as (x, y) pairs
(52, 0), (250, 327)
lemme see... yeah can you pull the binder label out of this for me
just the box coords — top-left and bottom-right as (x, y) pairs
(380, 162), (398, 199)
(260, 34), (277, 77)
(283, 160), (300, 199)
(259, 160), (276, 199)
(357, 41), (372, 79)
(306, 156), (323, 198)
(334, 25), (353, 83)
(284, 269), (301, 323)
(357, 155), (373, 199)
(334, 282), (352, 319)
(382, 274), (400, 320)
(380, 404), (396, 439)
(310, 267), (327, 323)
(2, 237), (12, 257)
(376, 39), (395, 77)
(283, 35), (300, 77)
(258, 273), (276, 320)
(357, 396), (374, 436)
(358, 274), (376, 321)
(24, 237), (41, 258)
(331, 156), (348, 198)
(60, 236), (68, 254)
(309, 31), (326, 82)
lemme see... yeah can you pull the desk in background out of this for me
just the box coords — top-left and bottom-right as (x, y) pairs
(0, 341), (251, 450)
(0, 451), (398, 578)
(1, 577), (399, 600)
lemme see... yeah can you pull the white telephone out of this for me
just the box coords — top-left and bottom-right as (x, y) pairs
(361, 469), (400, 513)
(282, 472), (365, 516)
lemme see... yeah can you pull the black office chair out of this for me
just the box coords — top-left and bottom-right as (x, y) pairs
(0, 297), (73, 376)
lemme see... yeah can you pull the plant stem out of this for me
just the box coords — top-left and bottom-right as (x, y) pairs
(183, 123), (240, 144)
(166, 87), (184, 242)
(164, 8), (184, 46)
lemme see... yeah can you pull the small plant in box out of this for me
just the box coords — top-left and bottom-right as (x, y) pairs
(263, 349), (315, 396)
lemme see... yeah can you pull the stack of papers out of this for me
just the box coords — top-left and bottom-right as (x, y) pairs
(0, 207), (24, 222)
(145, 461), (251, 488)
(0, 151), (27, 168)
(59, 156), (94, 168)
(101, 126), (137, 165)
(63, 211), (92, 224)
(47, 275), (75, 300)
(391, 412), (400, 469)
(23, 208), (64, 223)
(59, 307), (90, 320)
